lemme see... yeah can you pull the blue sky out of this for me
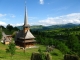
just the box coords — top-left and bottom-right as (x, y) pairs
(0, 0), (80, 26)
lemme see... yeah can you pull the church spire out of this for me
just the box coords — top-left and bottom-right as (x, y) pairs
(24, 1), (28, 27)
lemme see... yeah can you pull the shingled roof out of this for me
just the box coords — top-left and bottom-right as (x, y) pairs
(15, 29), (35, 40)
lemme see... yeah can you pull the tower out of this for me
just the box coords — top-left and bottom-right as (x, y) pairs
(23, 3), (30, 33)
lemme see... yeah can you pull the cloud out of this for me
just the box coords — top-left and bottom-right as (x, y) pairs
(1, 13), (80, 27)
(0, 14), (7, 17)
(38, 13), (80, 26)
(10, 23), (24, 27)
(39, 0), (44, 4)
(0, 22), (24, 27)
(0, 14), (16, 18)
(0, 21), (7, 26)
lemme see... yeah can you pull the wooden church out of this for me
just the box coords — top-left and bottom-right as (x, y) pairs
(15, 5), (36, 48)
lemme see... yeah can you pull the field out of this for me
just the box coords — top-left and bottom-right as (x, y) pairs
(0, 43), (63, 60)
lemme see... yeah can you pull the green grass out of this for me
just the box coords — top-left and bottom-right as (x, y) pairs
(0, 43), (63, 60)
(50, 49), (64, 60)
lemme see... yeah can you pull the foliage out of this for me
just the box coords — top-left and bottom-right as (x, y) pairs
(0, 24), (19, 35)
(56, 42), (70, 54)
(6, 24), (13, 31)
(32, 26), (80, 57)
(6, 42), (16, 57)
(67, 34), (80, 55)
(64, 54), (79, 60)
(0, 30), (2, 40)
(38, 48), (46, 60)
(50, 52), (59, 56)
(31, 52), (51, 60)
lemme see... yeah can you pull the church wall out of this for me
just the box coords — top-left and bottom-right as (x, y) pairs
(5, 42), (9, 45)
(15, 40), (35, 48)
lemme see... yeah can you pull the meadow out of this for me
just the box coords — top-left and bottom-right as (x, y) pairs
(0, 43), (63, 60)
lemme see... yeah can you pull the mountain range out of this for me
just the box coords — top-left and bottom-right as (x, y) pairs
(17, 23), (80, 31)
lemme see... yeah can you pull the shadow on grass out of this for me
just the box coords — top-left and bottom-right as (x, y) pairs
(0, 56), (4, 58)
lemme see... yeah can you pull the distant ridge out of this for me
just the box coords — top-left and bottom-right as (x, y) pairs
(17, 23), (80, 31)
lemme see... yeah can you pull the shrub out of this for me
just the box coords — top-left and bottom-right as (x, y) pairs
(64, 54), (79, 60)
(31, 52), (52, 60)
(57, 42), (70, 54)
(50, 52), (58, 56)
(6, 42), (16, 57)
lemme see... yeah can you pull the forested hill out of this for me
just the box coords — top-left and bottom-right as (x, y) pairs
(17, 23), (80, 31)
(31, 25), (80, 57)
(0, 23), (80, 35)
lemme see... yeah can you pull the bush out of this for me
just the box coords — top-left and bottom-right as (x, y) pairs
(64, 54), (79, 60)
(31, 52), (52, 60)
(57, 42), (70, 54)
(50, 52), (58, 56)
(6, 43), (16, 57)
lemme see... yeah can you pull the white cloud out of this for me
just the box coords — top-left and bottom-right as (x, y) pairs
(38, 13), (80, 26)
(39, 0), (44, 4)
(0, 20), (24, 27)
(0, 21), (7, 26)
(10, 23), (24, 27)
(1, 13), (80, 27)
(0, 14), (7, 17)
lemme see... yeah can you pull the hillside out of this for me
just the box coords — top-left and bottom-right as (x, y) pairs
(32, 25), (80, 58)
(17, 23), (80, 31)
(0, 43), (63, 60)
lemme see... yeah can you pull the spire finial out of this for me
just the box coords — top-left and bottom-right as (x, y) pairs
(24, 0), (28, 27)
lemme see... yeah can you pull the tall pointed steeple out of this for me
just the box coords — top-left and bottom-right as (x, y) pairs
(24, 1), (29, 27)
(15, 0), (36, 48)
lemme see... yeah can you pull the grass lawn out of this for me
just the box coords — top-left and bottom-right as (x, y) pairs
(0, 43), (63, 60)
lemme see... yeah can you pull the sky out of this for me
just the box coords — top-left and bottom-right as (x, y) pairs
(0, 0), (80, 26)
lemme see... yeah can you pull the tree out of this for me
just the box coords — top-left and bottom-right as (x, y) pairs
(67, 34), (80, 55)
(6, 43), (16, 58)
(6, 24), (13, 31)
(0, 30), (2, 40)
(57, 42), (70, 54)
(13, 27), (19, 31)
